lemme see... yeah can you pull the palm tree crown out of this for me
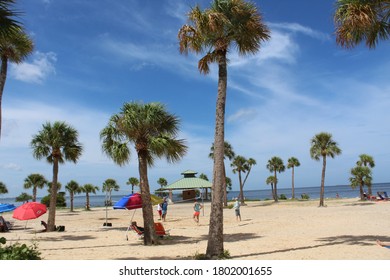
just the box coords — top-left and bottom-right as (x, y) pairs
(334, 0), (390, 48)
(23, 173), (47, 202)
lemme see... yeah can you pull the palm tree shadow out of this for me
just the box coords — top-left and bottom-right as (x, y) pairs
(231, 234), (389, 259)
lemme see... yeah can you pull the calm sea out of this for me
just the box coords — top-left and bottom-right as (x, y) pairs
(1, 183), (390, 209)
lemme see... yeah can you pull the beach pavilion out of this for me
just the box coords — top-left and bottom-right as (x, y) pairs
(160, 170), (212, 202)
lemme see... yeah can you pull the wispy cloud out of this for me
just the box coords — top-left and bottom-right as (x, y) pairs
(268, 22), (331, 41)
(10, 51), (57, 84)
(1, 163), (22, 171)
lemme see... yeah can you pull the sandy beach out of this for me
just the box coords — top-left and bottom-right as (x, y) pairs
(1, 198), (390, 260)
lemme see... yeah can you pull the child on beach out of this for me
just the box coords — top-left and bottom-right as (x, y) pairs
(193, 199), (202, 224)
(161, 198), (168, 222)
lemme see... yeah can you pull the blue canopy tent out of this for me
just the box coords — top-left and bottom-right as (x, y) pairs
(0, 203), (16, 213)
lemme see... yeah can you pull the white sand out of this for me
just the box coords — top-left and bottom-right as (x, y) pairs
(2, 198), (390, 260)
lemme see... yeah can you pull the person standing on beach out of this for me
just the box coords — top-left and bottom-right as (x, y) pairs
(156, 203), (162, 220)
(233, 198), (241, 221)
(193, 199), (202, 224)
(161, 198), (168, 222)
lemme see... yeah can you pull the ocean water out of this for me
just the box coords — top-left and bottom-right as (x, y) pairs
(1, 182), (390, 209)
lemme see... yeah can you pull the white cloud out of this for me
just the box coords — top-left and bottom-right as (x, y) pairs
(268, 22), (331, 41)
(10, 51), (57, 84)
(1, 163), (22, 171)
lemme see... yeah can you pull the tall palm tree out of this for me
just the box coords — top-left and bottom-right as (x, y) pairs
(65, 180), (81, 212)
(287, 157), (300, 199)
(30, 121), (83, 231)
(209, 141), (235, 206)
(126, 177), (139, 194)
(350, 165), (372, 200)
(81, 184), (99, 210)
(310, 132), (342, 207)
(266, 157), (285, 202)
(0, 181), (8, 195)
(0, 28), (33, 139)
(334, 0), (390, 49)
(102, 178), (120, 206)
(356, 153), (375, 194)
(266, 175), (277, 201)
(179, 0), (270, 259)
(100, 102), (187, 245)
(23, 173), (47, 202)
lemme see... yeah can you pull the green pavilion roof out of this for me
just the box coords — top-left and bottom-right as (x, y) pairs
(162, 170), (212, 190)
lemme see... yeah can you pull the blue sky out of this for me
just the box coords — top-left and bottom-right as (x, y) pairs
(1, 0), (390, 198)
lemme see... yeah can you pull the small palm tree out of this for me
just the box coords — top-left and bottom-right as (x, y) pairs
(30, 121), (83, 231)
(0, 28), (33, 138)
(209, 141), (235, 206)
(266, 175), (277, 201)
(65, 180), (81, 212)
(157, 178), (168, 188)
(350, 166), (372, 200)
(287, 157), (300, 199)
(179, 0), (270, 259)
(23, 173), (47, 202)
(266, 157), (285, 202)
(231, 156), (256, 205)
(0, 181), (8, 195)
(102, 178), (120, 206)
(126, 177), (139, 194)
(334, 0), (390, 49)
(310, 132), (342, 207)
(15, 192), (32, 203)
(356, 154), (375, 195)
(81, 184), (99, 210)
(100, 102), (187, 245)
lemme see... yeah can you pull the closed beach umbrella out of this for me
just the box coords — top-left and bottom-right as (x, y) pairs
(13, 202), (47, 221)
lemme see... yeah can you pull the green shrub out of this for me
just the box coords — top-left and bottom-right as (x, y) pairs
(0, 237), (41, 260)
(279, 194), (287, 200)
(301, 193), (310, 200)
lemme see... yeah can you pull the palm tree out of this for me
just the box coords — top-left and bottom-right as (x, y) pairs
(266, 157), (285, 202)
(0, 0), (23, 37)
(231, 156), (256, 205)
(266, 175), (277, 201)
(350, 165), (372, 200)
(102, 178), (120, 206)
(334, 0), (390, 49)
(209, 141), (235, 206)
(23, 173), (47, 202)
(0, 28), (33, 139)
(0, 181), (8, 195)
(126, 177), (139, 194)
(100, 102), (187, 245)
(287, 157), (300, 199)
(15, 192), (32, 203)
(179, 0), (270, 259)
(310, 132), (342, 207)
(356, 154), (375, 194)
(157, 178), (168, 188)
(30, 121), (83, 231)
(81, 184), (99, 210)
(65, 180), (81, 212)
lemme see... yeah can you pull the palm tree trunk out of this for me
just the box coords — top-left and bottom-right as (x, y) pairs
(238, 171), (245, 205)
(86, 193), (90, 210)
(223, 163), (227, 207)
(319, 156), (327, 207)
(274, 171), (279, 202)
(47, 158), (59, 231)
(0, 56), (8, 139)
(138, 150), (159, 245)
(359, 184), (365, 200)
(70, 192), (74, 212)
(32, 187), (37, 202)
(291, 167), (295, 199)
(206, 53), (227, 259)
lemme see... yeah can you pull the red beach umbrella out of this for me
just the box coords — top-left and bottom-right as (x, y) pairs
(12, 202), (47, 221)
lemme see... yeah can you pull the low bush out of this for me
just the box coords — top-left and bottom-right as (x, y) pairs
(0, 237), (41, 260)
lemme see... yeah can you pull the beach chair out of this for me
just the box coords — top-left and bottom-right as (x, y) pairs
(0, 216), (12, 232)
(154, 222), (170, 238)
(377, 192), (389, 201)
